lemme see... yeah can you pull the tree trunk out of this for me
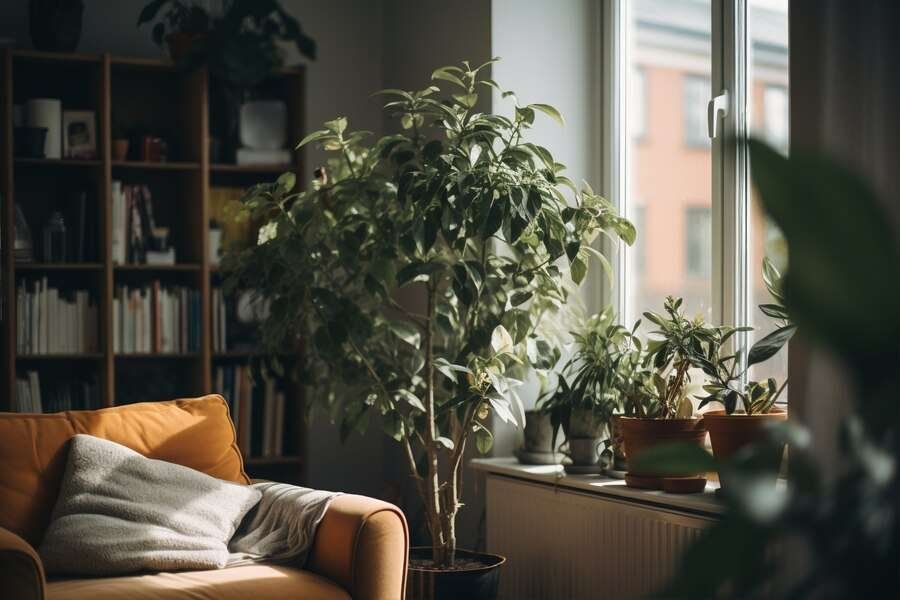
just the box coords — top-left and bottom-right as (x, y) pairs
(422, 283), (445, 565)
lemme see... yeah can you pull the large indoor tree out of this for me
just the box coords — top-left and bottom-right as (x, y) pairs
(223, 59), (634, 566)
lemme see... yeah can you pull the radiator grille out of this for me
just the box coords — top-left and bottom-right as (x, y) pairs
(485, 476), (713, 599)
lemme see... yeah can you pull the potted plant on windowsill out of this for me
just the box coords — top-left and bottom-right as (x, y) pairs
(696, 258), (794, 486)
(222, 60), (632, 600)
(543, 308), (632, 472)
(137, 0), (210, 61)
(619, 296), (712, 493)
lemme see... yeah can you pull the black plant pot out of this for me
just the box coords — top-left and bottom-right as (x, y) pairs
(15, 126), (47, 158)
(407, 547), (506, 600)
(29, 0), (84, 52)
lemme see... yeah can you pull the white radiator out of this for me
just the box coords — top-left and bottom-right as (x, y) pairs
(485, 476), (714, 599)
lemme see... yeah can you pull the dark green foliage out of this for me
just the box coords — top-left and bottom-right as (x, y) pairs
(222, 60), (631, 565)
(654, 141), (899, 598)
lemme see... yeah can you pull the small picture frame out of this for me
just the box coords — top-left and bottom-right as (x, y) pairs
(62, 110), (96, 159)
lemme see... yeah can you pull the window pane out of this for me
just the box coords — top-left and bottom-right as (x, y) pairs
(748, 0), (789, 392)
(627, 0), (712, 326)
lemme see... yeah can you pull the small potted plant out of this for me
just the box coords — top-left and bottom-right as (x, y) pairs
(137, 0), (210, 61)
(111, 119), (129, 161)
(620, 296), (711, 493)
(543, 308), (631, 473)
(222, 60), (632, 599)
(698, 258), (793, 486)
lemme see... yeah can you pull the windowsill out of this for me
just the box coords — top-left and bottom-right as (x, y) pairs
(470, 457), (724, 517)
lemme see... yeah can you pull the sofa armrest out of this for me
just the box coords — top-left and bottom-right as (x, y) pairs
(307, 494), (409, 600)
(0, 526), (44, 600)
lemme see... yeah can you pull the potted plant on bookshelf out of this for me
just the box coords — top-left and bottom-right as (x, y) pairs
(542, 308), (631, 473)
(221, 60), (633, 599)
(111, 119), (129, 161)
(697, 258), (794, 487)
(137, 0), (210, 61)
(619, 296), (714, 493)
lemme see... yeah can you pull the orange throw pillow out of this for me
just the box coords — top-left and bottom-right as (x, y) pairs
(0, 395), (248, 547)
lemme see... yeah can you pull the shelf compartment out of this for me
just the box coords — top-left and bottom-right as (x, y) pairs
(112, 160), (200, 171)
(15, 157), (102, 168)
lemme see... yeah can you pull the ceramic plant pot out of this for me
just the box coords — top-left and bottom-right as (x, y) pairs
(620, 417), (708, 493)
(566, 407), (606, 439)
(703, 408), (788, 490)
(407, 547), (506, 600)
(523, 410), (554, 453)
(112, 139), (129, 161)
(562, 437), (603, 466)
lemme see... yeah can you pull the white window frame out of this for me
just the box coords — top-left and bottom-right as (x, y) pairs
(599, 0), (757, 372)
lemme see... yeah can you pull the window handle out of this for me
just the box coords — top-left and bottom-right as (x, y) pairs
(708, 91), (729, 139)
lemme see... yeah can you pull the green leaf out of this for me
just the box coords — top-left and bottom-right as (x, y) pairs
(388, 320), (421, 349)
(491, 325), (514, 353)
(510, 291), (533, 307)
(436, 436), (455, 450)
(529, 103), (565, 126)
(747, 324), (796, 366)
(434, 357), (470, 381)
(432, 68), (467, 88)
(395, 389), (426, 412)
(296, 129), (331, 149)
(570, 256), (588, 285)
(475, 425), (494, 454)
(324, 117), (348, 135)
(276, 172), (296, 193)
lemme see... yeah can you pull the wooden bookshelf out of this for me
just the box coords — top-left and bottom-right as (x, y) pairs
(0, 49), (306, 482)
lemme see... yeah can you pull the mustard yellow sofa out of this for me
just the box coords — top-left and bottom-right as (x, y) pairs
(0, 395), (409, 600)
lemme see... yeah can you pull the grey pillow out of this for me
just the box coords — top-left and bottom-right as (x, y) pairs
(39, 434), (261, 576)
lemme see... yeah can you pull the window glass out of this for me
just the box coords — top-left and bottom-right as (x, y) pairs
(626, 0), (713, 327)
(685, 207), (711, 277)
(748, 0), (789, 391)
(683, 75), (711, 148)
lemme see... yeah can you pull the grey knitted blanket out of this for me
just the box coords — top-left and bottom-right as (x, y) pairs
(228, 481), (340, 567)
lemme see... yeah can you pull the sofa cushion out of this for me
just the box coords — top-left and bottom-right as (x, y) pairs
(45, 565), (350, 600)
(40, 435), (261, 576)
(0, 395), (248, 547)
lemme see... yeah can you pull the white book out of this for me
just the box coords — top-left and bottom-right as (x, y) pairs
(47, 285), (58, 354)
(28, 371), (42, 414)
(36, 280), (44, 354)
(144, 288), (152, 353)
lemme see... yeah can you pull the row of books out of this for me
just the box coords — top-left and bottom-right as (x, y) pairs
(113, 283), (202, 354)
(111, 181), (171, 265)
(216, 365), (287, 458)
(15, 279), (99, 354)
(15, 370), (100, 413)
(211, 287), (228, 353)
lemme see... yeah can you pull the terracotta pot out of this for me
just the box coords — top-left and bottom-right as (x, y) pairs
(165, 32), (205, 62)
(407, 547), (506, 600)
(619, 417), (707, 491)
(704, 408), (787, 490)
(112, 139), (129, 161)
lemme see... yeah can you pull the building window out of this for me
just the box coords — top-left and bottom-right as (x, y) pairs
(614, 0), (789, 395)
(683, 75), (710, 148)
(763, 85), (789, 153)
(685, 207), (711, 278)
(630, 68), (647, 140)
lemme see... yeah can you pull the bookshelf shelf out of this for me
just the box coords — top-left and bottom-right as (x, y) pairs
(114, 264), (202, 272)
(17, 353), (104, 361)
(211, 163), (291, 174)
(114, 353), (200, 359)
(15, 157), (103, 168)
(111, 160), (200, 171)
(2, 49), (306, 484)
(15, 263), (104, 271)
